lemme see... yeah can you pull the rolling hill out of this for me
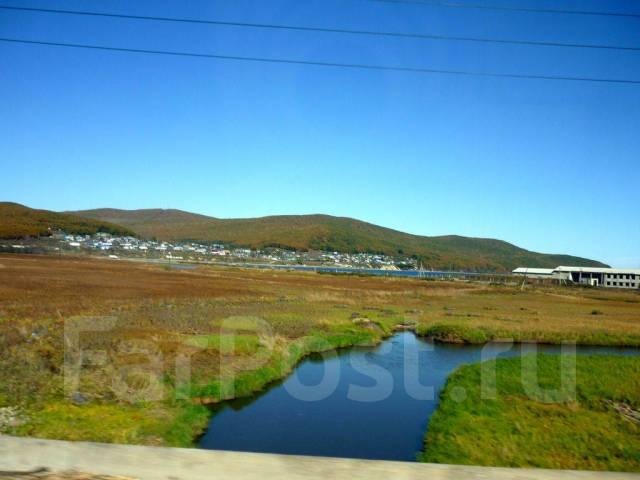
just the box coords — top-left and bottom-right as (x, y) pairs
(0, 202), (136, 239)
(69, 207), (608, 271)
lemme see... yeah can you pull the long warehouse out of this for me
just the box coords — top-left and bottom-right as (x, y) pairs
(512, 266), (640, 289)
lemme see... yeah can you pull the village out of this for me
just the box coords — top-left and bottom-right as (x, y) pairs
(0, 231), (419, 270)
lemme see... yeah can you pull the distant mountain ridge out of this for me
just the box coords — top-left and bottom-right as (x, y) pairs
(0, 202), (135, 239)
(68, 207), (609, 271)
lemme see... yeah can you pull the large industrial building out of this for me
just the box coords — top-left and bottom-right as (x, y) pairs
(513, 266), (640, 289)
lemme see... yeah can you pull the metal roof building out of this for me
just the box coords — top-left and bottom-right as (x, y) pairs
(512, 267), (555, 278)
(513, 266), (640, 289)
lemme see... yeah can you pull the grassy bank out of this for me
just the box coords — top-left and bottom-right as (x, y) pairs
(420, 355), (640, 471)
(10, 325), (386, 447)
(415, 322), (640, 346)
(5, 325), (387, 447)
(186, 326), (385, 403)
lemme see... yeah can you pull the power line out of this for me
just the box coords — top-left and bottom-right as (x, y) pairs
(1, 37), (639, 85)
(366, 0), (640, 19)
(1, 5), (639, 52)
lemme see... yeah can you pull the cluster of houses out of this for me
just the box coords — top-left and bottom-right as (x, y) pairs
(58, 233), (234, 260)
(273, 250), (415, 269)
(51, 233), (415, 269)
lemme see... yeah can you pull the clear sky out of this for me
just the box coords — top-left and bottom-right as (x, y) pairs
(1, 0), (639, 267)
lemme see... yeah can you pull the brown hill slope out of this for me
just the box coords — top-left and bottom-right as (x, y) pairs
(70, 208), (608, 271)
(0, 202), (136, 239)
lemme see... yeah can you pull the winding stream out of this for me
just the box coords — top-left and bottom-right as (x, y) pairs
(199, 332), (639, 461)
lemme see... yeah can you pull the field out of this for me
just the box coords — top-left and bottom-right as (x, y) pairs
(415, 286), (640, 346)
(421, 355), (640, 471)
(0, 253), (639, 451)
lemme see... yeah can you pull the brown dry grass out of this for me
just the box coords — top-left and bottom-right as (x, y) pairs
(414, 285), (640, 344)
(1, 254), (639, 373)
(0, 254), (473, 319)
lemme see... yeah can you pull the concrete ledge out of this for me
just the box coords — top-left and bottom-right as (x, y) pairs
(1, 435), (638, 480)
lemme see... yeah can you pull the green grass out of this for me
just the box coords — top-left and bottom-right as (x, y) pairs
(420, 355), (640, 471)
(416, 323), (493, 344)
(186, 326), (382, 402)
(184, 333), (261, 355)
(416, 322), (640, 347)
(13, 401), (208, 447)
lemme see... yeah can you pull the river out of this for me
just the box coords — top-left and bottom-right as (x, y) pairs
(199, 332), (639, 461)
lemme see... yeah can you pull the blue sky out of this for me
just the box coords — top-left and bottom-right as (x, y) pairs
(1, 0), (639, 267)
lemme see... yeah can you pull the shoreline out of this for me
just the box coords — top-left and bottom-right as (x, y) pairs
(188, 323), (640, 410)
(189, 326), (640, 453)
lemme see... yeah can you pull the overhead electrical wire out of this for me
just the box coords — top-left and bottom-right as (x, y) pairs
(365, 0), (640, 19)
(1, 37), (639, 85)
(1, 5), (638, 52)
